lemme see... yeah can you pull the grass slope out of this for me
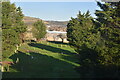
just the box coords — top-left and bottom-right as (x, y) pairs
(3, 41), (80, 78)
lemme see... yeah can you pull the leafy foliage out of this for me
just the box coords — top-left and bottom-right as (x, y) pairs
(32, 20), (46, 40)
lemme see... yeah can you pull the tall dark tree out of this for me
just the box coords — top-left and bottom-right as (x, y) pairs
(67, 1), (120, 78)
(2, 2), (26, 60)
(67, 11), (102, 75)
(95, 1), (120, 65)
(67, 10), (99, 57)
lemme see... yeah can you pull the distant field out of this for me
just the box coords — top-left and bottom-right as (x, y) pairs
(3, 41), (80, 78)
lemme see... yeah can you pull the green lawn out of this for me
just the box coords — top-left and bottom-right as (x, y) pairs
(3, 41), (80, 78)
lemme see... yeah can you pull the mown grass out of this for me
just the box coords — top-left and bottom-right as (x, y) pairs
(3, 41), (80, 78)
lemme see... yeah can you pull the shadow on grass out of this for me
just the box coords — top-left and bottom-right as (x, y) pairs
(74, 46), (120, 78)
(28, 43), (76, 55)
(3, 51), (80, 78)
(75, 64), (120, 78)
(48, 41), (69, 45)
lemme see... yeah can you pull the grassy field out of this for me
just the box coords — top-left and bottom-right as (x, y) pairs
(3, 41), (80, 78)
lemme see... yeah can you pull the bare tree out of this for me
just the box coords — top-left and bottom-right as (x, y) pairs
(53, 35), (57, 41)
(57, 33), (67, 43)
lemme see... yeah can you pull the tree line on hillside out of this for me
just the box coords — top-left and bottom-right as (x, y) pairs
(48, 26), (66, 32)
(67, 1), (120, 78)
(46, 21), (68, 26)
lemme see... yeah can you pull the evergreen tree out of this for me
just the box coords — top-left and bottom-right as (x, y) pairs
(2, 2), (26, 60)
(67, 11), (100, 62)
(67, 1), (120, 78)
(95, 1), (120, 65)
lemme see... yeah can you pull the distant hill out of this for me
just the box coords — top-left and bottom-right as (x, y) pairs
(23, 16), (48, 25)
(23, 16), (40, 24)
(22, 16), (68, 41)
(23, 16), (68, 31)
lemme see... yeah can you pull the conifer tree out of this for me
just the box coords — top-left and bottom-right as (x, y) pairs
(67, 1), (120, 77)
(2, 2), (26, 60)
(95, 1), (120, 65)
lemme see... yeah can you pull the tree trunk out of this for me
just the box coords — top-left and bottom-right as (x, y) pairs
(62, 39), (64, 43)
(7, 65), (10, 72)
(1, 66), (4, 72)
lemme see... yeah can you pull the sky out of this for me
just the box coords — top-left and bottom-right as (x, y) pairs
(14, 2), (99, 21)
